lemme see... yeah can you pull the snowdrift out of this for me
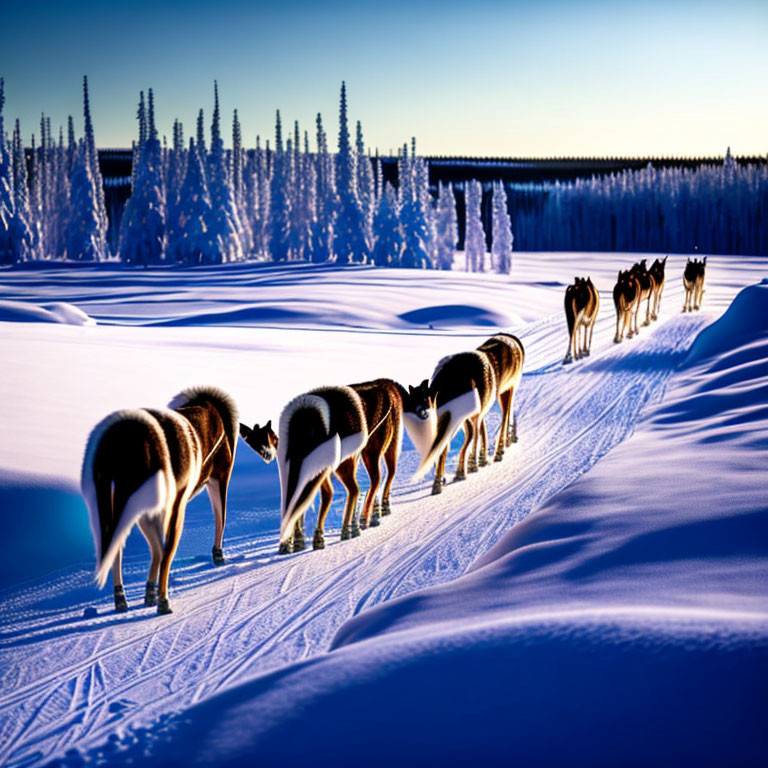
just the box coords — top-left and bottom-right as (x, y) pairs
(141, 281), (768, 767)
(0, 300), (94, 325)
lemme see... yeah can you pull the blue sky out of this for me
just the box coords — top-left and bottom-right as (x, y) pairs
(1, 0), (766, 156)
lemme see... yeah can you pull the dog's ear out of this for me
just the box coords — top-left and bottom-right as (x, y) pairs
(239, 423), (251, 439)
(408, 385), (414, 395)
(421, 379), (428, 390)
(265, 419), (272, 431)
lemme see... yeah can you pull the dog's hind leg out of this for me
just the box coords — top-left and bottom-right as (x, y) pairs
(360, 446), (383, 529)
(313, 476), (334, 550)
(157, 497), (187, 615)
(432, 447), (448, 495)
(112, 549), (128, 613)
(338, 457), (361, 541)
(495, 390), (511, 461)
(206, 478), (228, 566)
(478, 417), (489, 468)
(456, 419), (474, 480)
(138, 515), (163, 606)
(381, 427), (399, 515)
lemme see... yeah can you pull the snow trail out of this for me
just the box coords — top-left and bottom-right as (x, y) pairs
(0, 294), (707, 766)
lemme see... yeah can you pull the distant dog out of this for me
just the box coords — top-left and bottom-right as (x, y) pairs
(631, 259), (656, 328)
(81, 387), (238, 614)
(413, 351), (497, 495)
(613, 269), (639, 343)
(648, 255), (667, 320)
(477, 333), (524, 463)
(683, 256), (707, 311)
(564, 277), (599, 363)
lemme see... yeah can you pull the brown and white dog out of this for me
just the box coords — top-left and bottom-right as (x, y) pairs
(477, 333), (524, 463)
(563, 277), (599, 363)
(276, 386), (369, 553)
(412, 350), (497, 495)
(648, 255), (667, 320)
(252, 381), (435, 552)
(631, 259), (656, 328)
(683, 256), (707, 312)
(613, 269), (640, 343)
(81, 386), (238, 614)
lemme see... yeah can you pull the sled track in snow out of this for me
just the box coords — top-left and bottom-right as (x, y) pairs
(0, 287), (709, 767)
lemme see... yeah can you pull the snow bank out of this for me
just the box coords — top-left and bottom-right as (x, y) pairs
(686, 278), (768, 362)
(0, 300), (94, 325)
(136, 282), (768, 767)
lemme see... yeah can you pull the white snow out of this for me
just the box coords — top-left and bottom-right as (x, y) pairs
(0, 252), (766, 767)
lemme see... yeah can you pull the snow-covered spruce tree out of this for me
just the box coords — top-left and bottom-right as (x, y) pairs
(334, 82), (367, 263)
(165, 119), (186, 263)
(206, 83), (243, 262)
(435, 181), (457, 270)
(51, 125), (70, 259)
(169, 137), (218, 264)
(28, 134), (45, 259)
(356, 120), (375, 254)
(66, 140), (105, 260)
(9, 119), (35, 262)
(286, 122), (305, 260)
(231, 109), (253, 255)
(491, 181), (513, 273)
(372, 181), (403, 266)
(64, 78), (108, 261)
(118, 89), (167, 265)
(0, 78), (16, 264)
(413, 152), (437, 267)
(246, 135), (271, 258)
(81, 76), (108, 252)
(398, 144), (431, 269)
(464, 179), (485, 272)
(300, 129), (317, 260)
(310, 112), (336, 263)
(268, 110), (291, 261)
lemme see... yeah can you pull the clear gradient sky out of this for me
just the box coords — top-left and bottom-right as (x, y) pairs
(1, 0), (766, 157)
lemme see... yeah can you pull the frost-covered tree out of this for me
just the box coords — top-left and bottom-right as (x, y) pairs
(169, 138), (218, 264)
(268, 110), (291, 261)
(231, 108), (252, 254)
(66, 141), (105, 260)
(0, 78), (16, 264)
(118, 89), (167, 264)
(372, 182), (403, 266)
(206, 83), (243, 261)
(491, 181), (513, 273)
(356, 120), (375, 254)
(82, 76), (108, 251)
(398, 144), (432, 269)
(334, 82), (367, 263)
(464, 179), (485, 272)
(435, 182), (457, 270)
(9, 120), (35, 262)
(310, 112), (335, 263)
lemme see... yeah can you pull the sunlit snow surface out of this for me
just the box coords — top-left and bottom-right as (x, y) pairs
(0, 253), (766, 767)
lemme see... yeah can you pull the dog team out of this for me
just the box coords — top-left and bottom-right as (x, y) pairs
(82, 335), (524, 614)
(82, 255), (704, 614)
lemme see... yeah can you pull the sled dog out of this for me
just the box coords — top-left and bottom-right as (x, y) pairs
(683, 257), (706, 312)
(613, 269), (640, 343)
(81, 386), (238, 614)
(648, 255), (667, 320)
(275, 386), (368, 553)
(563, 277), (599, 363)
(631, 259), (656, 328)
(477, 333), (524, 463)
(412, 350), (497, 495)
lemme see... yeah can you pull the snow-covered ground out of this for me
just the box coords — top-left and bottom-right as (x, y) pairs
(0, 253), (765, 766)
